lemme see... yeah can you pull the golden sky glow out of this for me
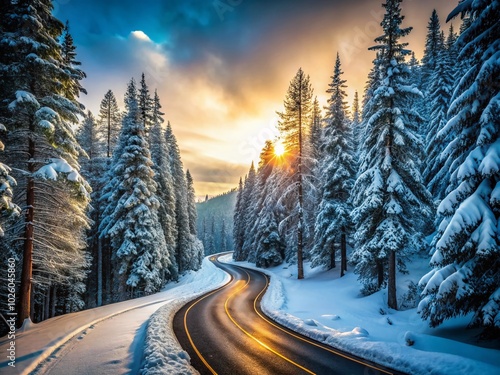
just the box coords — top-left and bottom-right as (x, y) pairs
(60, 0), (458, 199)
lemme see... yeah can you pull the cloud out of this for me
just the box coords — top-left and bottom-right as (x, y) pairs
(57, 0), (458, 196)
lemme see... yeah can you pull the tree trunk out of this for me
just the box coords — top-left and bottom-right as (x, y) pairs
(50, 284), (57, 318)
(377, 260), (384, 288)
(297, 77), (304, 280)
(97, 237), (103, 306)
(388, 250), (397, 310)
(340, 230), (347, 277)
(329, 243), (336, 270)
(18, 136), (35, 327)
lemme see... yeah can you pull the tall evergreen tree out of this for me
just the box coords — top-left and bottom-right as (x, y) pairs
(240, 162), (257, 260)
(98, 90), (121, 158)
(422, 10), (444, 85)
(0, 0), (91, 324)
(419, 0), (500, 335)
(351, 0), (432, 309)
(423, 25), (457, 201)
(351, 91), (361, 155)
(277, 68), (313, 279)
(100, 79), (168, 298)
(166, 122), (196, 272)
(139, 73), (154, 135)
(232, 177), (245, 260)
(149, 90), (178, 281)
(312, 53), (356, 275)
(0, 125), (19, 237)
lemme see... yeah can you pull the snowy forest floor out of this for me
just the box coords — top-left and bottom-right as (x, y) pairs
(219, 254), (500, 375)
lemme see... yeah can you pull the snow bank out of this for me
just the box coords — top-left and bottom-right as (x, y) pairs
(140, 257), (230, 374)
(220, 255), (500, 375)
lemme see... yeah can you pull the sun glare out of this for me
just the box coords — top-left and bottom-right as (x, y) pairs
(274, 141), (286, 157)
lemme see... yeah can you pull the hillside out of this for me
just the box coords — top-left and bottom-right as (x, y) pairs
(196, 189), (237, 255)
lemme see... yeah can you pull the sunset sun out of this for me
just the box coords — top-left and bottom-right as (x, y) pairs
(274, 141), (286, 157)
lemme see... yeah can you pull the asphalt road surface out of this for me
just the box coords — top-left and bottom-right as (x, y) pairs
(174, 256), (404, 375)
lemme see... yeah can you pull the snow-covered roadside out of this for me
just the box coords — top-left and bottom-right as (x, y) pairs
(220, 255), (500, 375)
(0, 256), (229, 375)
(140, 257), (230, 375)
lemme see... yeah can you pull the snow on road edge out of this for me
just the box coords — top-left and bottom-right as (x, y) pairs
(140, 257), (230, 375)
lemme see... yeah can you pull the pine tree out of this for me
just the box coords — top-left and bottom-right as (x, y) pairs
(149, 90), (178, 280)
(276, 68), (314, 279)
(240, 162), (257, 260)
(351, 0), (432, 309)
(98, 90), (121, 158)
(60, 21), (86, 99)
(186, 170), (197, 236)
(100, 79), (167, 298)
(423, 25), (457, 201)
(312, 53), (356, 275)
(165, 122), (193, 273)
(220, 219), (227, 253)
(0, 125), (19, 237)
(351, 91), (361, 155)
(0, 0), (91, 324)
(422, 10), (444, 86)
(139, 73), (154, 135)
(419, 0), (500, 335)
(233, 177), (245, 260)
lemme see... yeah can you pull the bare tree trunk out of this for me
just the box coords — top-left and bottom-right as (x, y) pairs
(329, 243), (336, 270)
(340, 230), (347, 277)
(388, 250), (397, 310)
(50, 285), (57, 318)
(297, 78), (304, 280)
(377, 261), (384, 288)
(18, 136), (35, 327)
(97, 238), (103, 306)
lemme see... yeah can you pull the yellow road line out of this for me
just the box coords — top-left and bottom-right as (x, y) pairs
(225, 268), (316, 375)
(250, 270), (394, 375)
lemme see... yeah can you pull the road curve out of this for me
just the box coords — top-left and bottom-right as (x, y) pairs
(173, 256), (404, 375)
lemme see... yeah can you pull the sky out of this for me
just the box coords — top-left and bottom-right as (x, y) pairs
(55, 0), (458, 198)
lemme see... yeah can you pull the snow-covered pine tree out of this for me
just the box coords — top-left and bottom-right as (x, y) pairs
(0, 0), (91, 324)
(100, 79), (166, 299)
(165, 122), (194, 273)
(149, 90), (178, 281)
(276, 68), (314, 279)
(220, 219), (228, 253)
(76, 111), (104, 307)
(139, 73), (154, 136)
(186, 169), (203, 270)
(0, 125), (19, 237)
(232, 177), (245, 260)
(351, 91), (361, 155)
(240, 162), (257, 260)
(98, 90), (121, 158)
(312, 53), (356, 276)
(421, 10), (444, 88)
(419, 0), (500, 335)
(351, 0), (432, 309)
(423, 25), (457, 201)
(60, 21), (87, 100)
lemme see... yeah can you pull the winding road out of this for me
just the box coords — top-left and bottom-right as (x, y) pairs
(174, 256), (403, 375)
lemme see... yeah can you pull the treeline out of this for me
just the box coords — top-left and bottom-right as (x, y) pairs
(0, 0), (202, 328)
(233, 0), (500, 335)
(196, 190), (237, 255)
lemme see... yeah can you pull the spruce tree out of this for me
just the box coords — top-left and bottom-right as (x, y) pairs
(276, 68), (313, 279)
(98, 90), (121, 158)
(419, 0), (500, 334)
(312, 53), (356, 275)
(100, 79), (167, 298)
(149, 91), (178, 280)
(165, 122), (193, 273)
(0, 125), (19, 237)
(351, 0), (432, 309)
(0, 0), (91, 324)
(423, 25), (457, 201)
(232, 177), (245, 260)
